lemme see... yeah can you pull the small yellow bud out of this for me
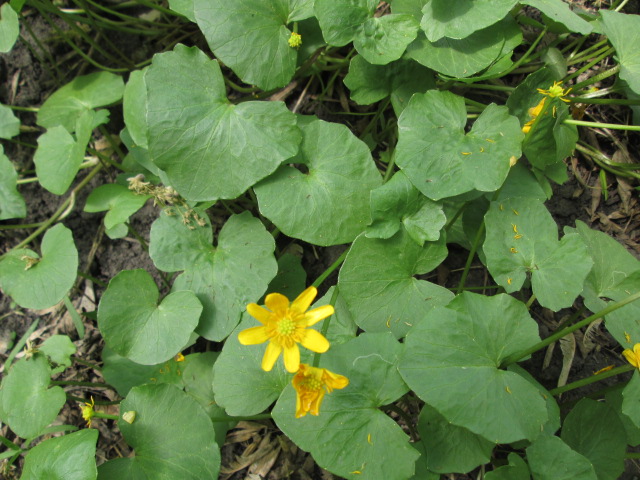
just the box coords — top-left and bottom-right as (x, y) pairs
(288, 32), (302, 48)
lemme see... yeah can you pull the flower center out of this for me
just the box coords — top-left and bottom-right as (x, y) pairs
(302, 377), (323, 391)
(277, 316), (296, 336)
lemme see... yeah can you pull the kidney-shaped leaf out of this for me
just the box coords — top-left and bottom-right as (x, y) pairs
(421, 0), (518, 41)
(526, 435), (597, 480)
(98, 269), (202, 364)
(0, 145), (26, 220)
(315, 0), (418, 65)
(0, 3), (19, 53)
(0, 103), (20, 139)
(255, 118), (381, 246)
(21, 429), (98, 480)
(0, 223), (78, 310)
(601, 10), (640, 95)
(338, 230), (452, 339)
(399, 292), (548, 444)
(97, 383), (220, 479)
(84, 184), (150, 230)
(273, 333), (419, 480)
(522, 0), (592, 35)
(150, 211), (277, 341)
(194, 0), (313, 90)
(0, 356), (66, 439)
(37, 71), (124, 132)
(145, 44), (301, 201)
(483, 198), (592, 311)
(396, 90), (523, 200)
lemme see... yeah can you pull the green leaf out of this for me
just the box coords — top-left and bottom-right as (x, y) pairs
(526, 435), (597, 480)
(315, 0), (418, 64)
(601, 10), (640, 95)
(145, 44), (301, 201)
(339, 230), (451, 339)
(399, 292), (548, 443)
(420, 0), (518, 41)
(34, 110), (97, 195)
(168, 0), (195, 21)
(254, 118), (382, 246)
(483, 198), (592, 311)
(0, 223), (78, 310)
(150, 211), (277, 341)
(122, 69), (149, 150)
(561, 398), (626, 480)
(212, 314), (291, 416)
(84, 184), (150, 230)
(97, 384), (220, 479)
(272, 333), (420, 480)
(194, 0), (313, 90)
(21, 429), (98, 480)
(0, 3), (19, 53)
(0, 103), (20, 139)
(484, 453), (530, 480)
(417, 403), (494, 473)
(40, 335), (76, 372)
(605, 384), (640, 447)
(522, 0), (592, 34)
(97, 269), (202, 364)
(0, 145), (26, 220)
(0, 355), (66, 439)
(623, 371), (640, 430)
(265, 253), (307, 301)
(344, 55), (435, 115)
(407, 17), (522, 78)
(396, 90), (523, 200)
(37, 71), (124, 132)
(366, 170), (446, 245)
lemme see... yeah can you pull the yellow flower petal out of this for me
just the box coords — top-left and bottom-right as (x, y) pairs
(265, 292), (289, 315)
(323, 370), (349, 391)
(238, 326), (270, 345)
(303, 305), (334, 327)
(300, 329), (330, 353)
(283, 344), (301, 373)
(623, 348), (639, 368)
(246, 303), (272, 325)
(262, 342), (283, 371)
(291, 286), (317, 314)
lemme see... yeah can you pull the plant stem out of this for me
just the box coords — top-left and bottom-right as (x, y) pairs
(313, 287), (340, 368)
(456, 222), (485, 295)
(311, 249), (349, 289)
(51, 380), (116, 390)
(572, 65), (621, 93)
(564, 118), (640, 132)
(548, 364), (634, 396)
(212, 413), (272, 422)
(501, 290), (640, 367)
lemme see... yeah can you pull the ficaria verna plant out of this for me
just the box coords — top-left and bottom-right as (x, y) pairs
(1, 0), (640, 478)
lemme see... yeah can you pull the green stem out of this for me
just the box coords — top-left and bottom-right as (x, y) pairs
(312, 287), (340, 368)
(72, 356), (102, 370)
(564, 118), (640, 131)
(444, 202), (468, 234)
(525, 294), (536, 309)
(548, 364), (634, 396)
(76, 270), (108, 288)
(93, 412), (120, 421)
(572, 65), (621, 93)
(569, 96), (640, 106)
(213, 413), (271, 422)
(311, 249), (349, 289)
(0, 222), (45, 230)
(383, 151), (396, 183)
(0, 435), (21, 451)
(501, 290), (640, 367)
(456, 222), (485, 295)
(51, 380), (116, 390)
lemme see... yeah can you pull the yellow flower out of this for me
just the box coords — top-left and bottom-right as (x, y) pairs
(81, 397), (95, 427)
(292, 363), (349, 418)
(238, 287), (333, 373)
(288, 32), (302, 48)
(623, 343), (640, 369)
(537, 81), (571, 102)
(522, 97), (546, 134)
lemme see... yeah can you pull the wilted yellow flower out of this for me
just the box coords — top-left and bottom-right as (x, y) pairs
(522, 97), (546, 134)
(238, 287), (332, 373)
(623, 343), (640, 369)
(537, 81), (571, 102)
(288, 32), (302, 48)
(292, 363), (349, 418)
(81, 397), (95, 427)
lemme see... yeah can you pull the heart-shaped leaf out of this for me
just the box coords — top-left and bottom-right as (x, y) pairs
(0, 3), (19, 53)
(0, 223), (78, 310)
(483, 198), (592, 311)
(0, 103), (20, 139)
(150, 211), (277, 341)
(338, 230), (452, 339)
(272, 333), (420, 480)
(37, 71), (124, 132)
(98, 269), (202, 364)
(97, 383), (220, 479)
(0, 145), (26, 220)
(84, 184), (150, 231)
(254, 118), (382, 246)
(526, 435), (597, 480)
(601, 10), (640, 95)
(21, 430), (98, 480)
(145, 44), (301, 201)
(0, 355), (66, 439)
(396, 90), (523, 200)
(522, 0), (592, 35)
(194, 0), (314, 90)
(399, 292), (548, 443)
